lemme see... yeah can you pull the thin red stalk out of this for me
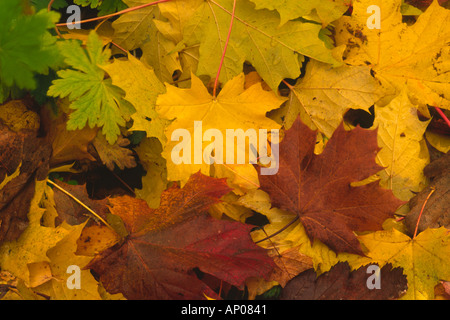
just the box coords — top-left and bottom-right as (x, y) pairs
(212, 0), (237, 98)
(218, 280), (223, 298)
(434, 106), (450, 128)
(55, 0), (171, 27)
(413, 187), (435, 239)
(111, 171), (135, 196)
(47, 0), (55, 12)
(260, 227), (282, 257)
(254, 216), (299, 244)
(282, 79), (294, 90)
(48, 0), (62, 37)
(111, 41), (128, 54)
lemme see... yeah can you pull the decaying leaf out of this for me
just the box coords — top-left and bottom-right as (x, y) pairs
(52, 181), (109, 226)
(404, 153), (449, 235)
(281, 262), (407, 300)
(0, 119), (52, 243)
(335, 0), (450, 110)
(47, 111), (98, 167)
(92, 131), (137, 171)
(284, 60), (384, 138)
(76, 225), (121, 256)
(0, 100), (40, 132)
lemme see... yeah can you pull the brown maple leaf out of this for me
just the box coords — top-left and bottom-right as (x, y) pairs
(47, 111), (98, 167)
(86, 172), (275, 300)
(257, 116), (404, 254)
(0, 121), (51, 243)
(281, 262), (407, 300)
(405, 152), (449, 236)
(52, 181), (110, 226)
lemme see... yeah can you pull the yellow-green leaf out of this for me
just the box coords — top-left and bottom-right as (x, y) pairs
(343, 227), (450, 300)
(102, 54), (169, 144)
(374, 90), (430, 201)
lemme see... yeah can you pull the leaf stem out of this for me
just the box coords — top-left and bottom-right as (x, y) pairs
(48, 0), (62, 38)
(434, 106), (450, 128)
(55, 0), (172, 27)
(282, 79), (294, 90)
(213, 0), (237, 98)
(110, 41), (128, 54)
(413, 186), (435, 239)
(46, 179), (115, 231)
(260, 227), (282, 257)
(47, 0), (55, 12)
(254, 216), (299, 244)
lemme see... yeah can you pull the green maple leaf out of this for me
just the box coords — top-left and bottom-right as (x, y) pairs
(0, 1), (62, 90)
(48, 31), (135, 144)
(74, 0), (127, 15)
(74, 0), (102, 8)
(32, 0), (68, 11)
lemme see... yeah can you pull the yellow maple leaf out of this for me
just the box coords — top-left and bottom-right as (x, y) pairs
(0, 181), (71, 287)
(156, 73), (283, 185)
(134, 137), (168, 209)
(212, 163), (260, 195)
(102, 54), (170, 145)
(335, 0), (450, 110)
(35, 221), (103, 300)
(284, 59), (384, 138)
(374, 89), (430, 201)
(141, 0), (197, 85)
(426, 131), (450, 154)
(208, 192), (254, 222)
(343, 227), (450, 300)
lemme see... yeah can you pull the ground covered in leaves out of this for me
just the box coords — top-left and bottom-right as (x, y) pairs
(0, 0), (449, 300)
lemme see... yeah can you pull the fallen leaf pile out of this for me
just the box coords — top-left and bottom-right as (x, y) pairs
(0, 0), (448, 300)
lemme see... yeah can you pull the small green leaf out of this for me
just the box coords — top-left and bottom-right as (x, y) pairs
(74, 0), (127, 15)
(48, 31), (135, 144)
(32, 0), (68, 11)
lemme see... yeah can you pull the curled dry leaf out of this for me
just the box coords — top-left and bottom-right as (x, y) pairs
(92, 131), (137, 171)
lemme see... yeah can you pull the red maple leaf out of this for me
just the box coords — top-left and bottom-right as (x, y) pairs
(257, 117), (404, 254)
(86, 172), (275, 299)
